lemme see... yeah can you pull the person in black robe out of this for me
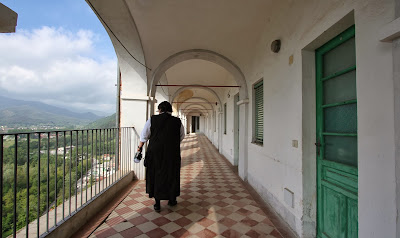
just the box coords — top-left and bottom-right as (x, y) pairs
(137, 101), (185, 212)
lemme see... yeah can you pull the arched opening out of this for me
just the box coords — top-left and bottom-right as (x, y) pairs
(149, 49), (249, 180)
(149, 49), (247, 100)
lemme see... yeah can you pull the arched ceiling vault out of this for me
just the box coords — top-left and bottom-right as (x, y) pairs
(150, 49), (247, 101)
(174, 97), (214, 112)
(89, 0), (272, 100)
(185, 109), (207, 117)
(171, 85), (222, 110)
(180, 104), (210, 116)
(125, 0), (272, 75)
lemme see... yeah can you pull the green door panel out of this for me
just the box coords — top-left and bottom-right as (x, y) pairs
(347, 198), (358, 238)
(322, 166), (358, 194)
(321, 186), (347, 238)
(316, 25), (358, 238)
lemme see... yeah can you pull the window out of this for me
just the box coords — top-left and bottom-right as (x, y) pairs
(224, 103), (227, 134)
(254, 80), (263, 143)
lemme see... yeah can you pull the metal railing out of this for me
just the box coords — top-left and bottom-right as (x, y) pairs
(0, 127), (138, 237)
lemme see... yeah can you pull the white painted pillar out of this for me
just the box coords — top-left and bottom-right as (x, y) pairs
(208, 114), (212, 140)
(120, 97), (150, 180)
(393, 1), (400, 235)
(237, 99), (249, 181)
(218, 110), (223, 153)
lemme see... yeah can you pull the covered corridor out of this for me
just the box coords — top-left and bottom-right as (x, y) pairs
(2, 1), (398, 237)
(83, 134), (295, 238)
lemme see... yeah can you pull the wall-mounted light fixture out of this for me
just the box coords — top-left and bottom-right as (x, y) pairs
(271, 39), (281, 53)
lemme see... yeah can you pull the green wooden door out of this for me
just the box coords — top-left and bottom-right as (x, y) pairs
(316, 25), (358, 238)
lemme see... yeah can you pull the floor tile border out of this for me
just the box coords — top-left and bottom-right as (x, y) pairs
(71, 179), (139, 238)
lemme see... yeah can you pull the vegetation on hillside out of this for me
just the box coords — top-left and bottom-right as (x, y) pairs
(86, 113), (116, 129)
(1, 132), (116, 237)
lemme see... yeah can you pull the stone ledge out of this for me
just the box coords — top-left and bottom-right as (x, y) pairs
(45, 172), (136, 238)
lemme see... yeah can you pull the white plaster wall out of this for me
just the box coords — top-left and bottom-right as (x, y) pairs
(200, 116), (206, 133)
(212, 110), (219, 148)
(97, 0), (150, 180)
(242, 0), (396, 237)
(107, 0), (397, 236)
(154, 73), (171, 108)
(355, 3), (395, 237)
(186, 116), (192, 134)
(221, 94), (237, 164)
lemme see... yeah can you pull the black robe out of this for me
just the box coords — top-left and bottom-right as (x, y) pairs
(145, 113), (182, 200)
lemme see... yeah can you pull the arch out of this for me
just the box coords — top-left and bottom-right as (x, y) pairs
(149, 49), (249, 179)
(174, 97), (215, 111)
(185, 109), (206, 116)
(171, 86), (222, 111)
(150, 49), (248, 103)
(180, 103), (210, 116)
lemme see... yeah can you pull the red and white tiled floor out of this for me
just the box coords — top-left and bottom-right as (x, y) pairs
(89, 134), (287, 238)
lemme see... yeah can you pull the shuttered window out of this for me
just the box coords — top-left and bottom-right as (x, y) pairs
(254, 80), (263, 143)
(224, 103), (227, 134)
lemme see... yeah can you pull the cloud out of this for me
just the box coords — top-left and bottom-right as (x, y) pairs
(0, 26), (117, 114)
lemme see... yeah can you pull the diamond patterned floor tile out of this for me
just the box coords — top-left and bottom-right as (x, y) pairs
(89, 134), (288, 238)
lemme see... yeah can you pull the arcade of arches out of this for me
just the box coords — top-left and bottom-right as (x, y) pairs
(86, 0), (400, 237)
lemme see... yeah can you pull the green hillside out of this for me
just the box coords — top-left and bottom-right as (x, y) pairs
(0, 105), (94, 127)
(86, 113), (117, 129)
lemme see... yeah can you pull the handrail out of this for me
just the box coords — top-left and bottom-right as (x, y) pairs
(0, 127), (138, 237)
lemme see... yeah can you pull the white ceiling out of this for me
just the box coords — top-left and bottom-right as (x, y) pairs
(90, 0), (272, 115)
(165, 59), (235, 86)
(126, 0), (272, 72)
(164, 59), (235, 105)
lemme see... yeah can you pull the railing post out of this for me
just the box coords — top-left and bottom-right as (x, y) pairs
(81, 130), (83, 207)
(55, 132), (58, 226)
(69, 131), (72, 217)
(75, 131), (78, 212)
(14, 135), (17, 237)
(117, 128), (120, 180)
(37, 133), (41, 237)
(63, 131), (66, 221)
(91, 130), (94, 200)
(26, 133), (30, 237)
(0, 135), (3, 237)
(46, 132), (50, 232)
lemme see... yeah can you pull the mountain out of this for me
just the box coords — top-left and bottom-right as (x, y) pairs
(0, 96), (100, 120)
(86, 113), (117, 129)
(0, 96), (102, 127)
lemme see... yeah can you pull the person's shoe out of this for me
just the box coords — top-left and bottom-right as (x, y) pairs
(154, 203), (161, 212)
(168, 200), (177, 206)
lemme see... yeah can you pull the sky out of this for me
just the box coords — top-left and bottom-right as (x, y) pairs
(0, 0), (117, 115)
